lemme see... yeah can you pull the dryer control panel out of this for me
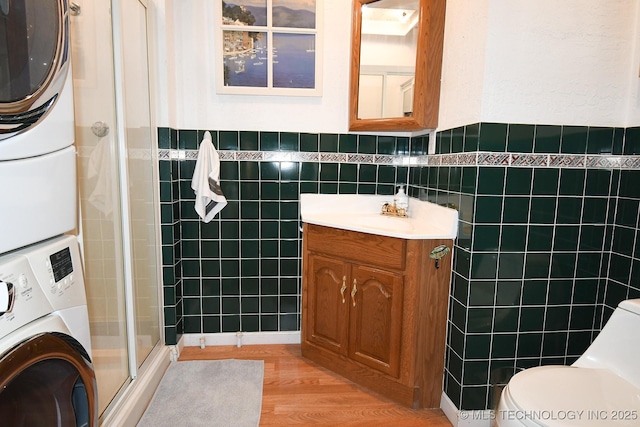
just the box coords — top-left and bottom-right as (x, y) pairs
(0, 235), (86, 342)
(46, 245), (76, 294)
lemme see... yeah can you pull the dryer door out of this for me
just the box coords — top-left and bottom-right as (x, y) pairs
(0, 0), (69, 139)
(0, 333), (97, 427)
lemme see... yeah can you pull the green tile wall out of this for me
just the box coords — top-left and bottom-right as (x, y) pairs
(158, 128), (416, 345)
(159, 123), (640, 412)
(424, 123), (640, 411)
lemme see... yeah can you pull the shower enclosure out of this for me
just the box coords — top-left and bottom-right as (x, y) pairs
(70, 0), (163, 419)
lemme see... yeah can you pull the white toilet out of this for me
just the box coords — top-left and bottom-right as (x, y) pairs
(496, 299), (640, 427)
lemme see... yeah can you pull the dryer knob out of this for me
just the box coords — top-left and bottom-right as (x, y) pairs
(0, 281), (15, 315)
(18, 274), (28, 289)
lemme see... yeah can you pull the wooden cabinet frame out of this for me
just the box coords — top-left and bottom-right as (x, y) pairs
(349, 0), (446, 131)
(301, 223), (453, 409)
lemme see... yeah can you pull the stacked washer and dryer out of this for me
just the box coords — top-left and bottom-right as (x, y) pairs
(0, 1), (97, 425)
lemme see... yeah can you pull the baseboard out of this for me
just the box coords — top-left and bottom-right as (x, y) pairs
(100, 345), (172, 427)
(171, 335), (185, 361)
(441, 392), (459, 425)
(182, 331), (301, 347)
(440, 392), (492, 427)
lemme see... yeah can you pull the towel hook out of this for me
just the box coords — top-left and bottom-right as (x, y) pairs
(70, 2), (81, 16)
(91, 121), (109, 138)
(429, 245), (451, 269)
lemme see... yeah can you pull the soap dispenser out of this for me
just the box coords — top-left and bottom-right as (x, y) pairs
(395, 186), (409, 213)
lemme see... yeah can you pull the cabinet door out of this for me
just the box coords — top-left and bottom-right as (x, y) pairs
(306, 254), (349, 355)
(348, 265), (403, 378)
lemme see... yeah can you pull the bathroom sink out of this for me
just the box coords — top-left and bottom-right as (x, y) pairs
(340, 214), (416, 234)
(299, 194), (458, 239)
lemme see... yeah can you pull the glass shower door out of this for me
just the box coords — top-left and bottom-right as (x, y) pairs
(118, 0), (161, 368)
(70, 0), (161, 417)
(70, 0), (129, 414)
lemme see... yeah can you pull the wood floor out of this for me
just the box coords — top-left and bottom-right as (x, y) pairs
(179, 344), (453, 426)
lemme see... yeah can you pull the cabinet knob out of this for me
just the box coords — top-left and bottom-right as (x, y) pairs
(340, 276), (347, 304)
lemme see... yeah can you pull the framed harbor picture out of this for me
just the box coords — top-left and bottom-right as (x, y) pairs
(215, 0), (322, 96)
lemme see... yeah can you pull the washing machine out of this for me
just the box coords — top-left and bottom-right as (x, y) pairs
(0, 0), (77, 255)
(0, 234), (97, 426)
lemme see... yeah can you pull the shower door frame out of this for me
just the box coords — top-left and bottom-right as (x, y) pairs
(110, 0), (164, 384)
(71, 0), (166, 422)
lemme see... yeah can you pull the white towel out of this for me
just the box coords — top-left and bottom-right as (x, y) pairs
(191, 131), (227, 222)
(87, 137), (114, 218)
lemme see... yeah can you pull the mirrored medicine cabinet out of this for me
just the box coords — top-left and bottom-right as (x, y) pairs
(349, 0), (445, 132)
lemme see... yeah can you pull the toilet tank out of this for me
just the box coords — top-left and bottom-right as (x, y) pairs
(573, 299), (640, 389)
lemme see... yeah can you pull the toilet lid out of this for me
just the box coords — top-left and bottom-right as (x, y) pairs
(502, 366), (640, 427)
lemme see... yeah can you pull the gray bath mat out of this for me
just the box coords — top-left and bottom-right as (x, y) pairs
(137, 359), (264, 427)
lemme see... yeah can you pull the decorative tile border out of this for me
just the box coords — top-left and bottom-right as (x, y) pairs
(586, 156), (620, 169)
(620, 157), (640, 169)
(429, 152), (640, 169)
(158, 150), (171, 160)
(549, 154), (585, 168)
(233, 150), (260, 161)
(320, 152), (348, 163)
(374, 154), (395, 164)
(477, 152), (510, 166)
(297, 152), (320, 162)
(157, 149), (640, 170)
(185, 150), (199, 160)
(511, 154), (548, 167)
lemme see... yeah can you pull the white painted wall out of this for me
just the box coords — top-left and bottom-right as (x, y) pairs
(625, 2), (640, 125)
(481, 0), (638, 127)
(154, 0), (640, 133)
(437, 0), (488, 131)
(149, 0), (175, 130)
(156, 0), (351, 133)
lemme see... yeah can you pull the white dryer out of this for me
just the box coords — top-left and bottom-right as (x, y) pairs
(0, 234), (96, 426)
(0, 0), (76, 255)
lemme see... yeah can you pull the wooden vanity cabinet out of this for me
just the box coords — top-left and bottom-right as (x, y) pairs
(306, 254), (404, 378)
(301, 223), (453, 409)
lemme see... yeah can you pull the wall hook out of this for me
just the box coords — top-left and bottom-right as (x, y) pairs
(70, 2), (81, 16)
(429, 245), (450, 269)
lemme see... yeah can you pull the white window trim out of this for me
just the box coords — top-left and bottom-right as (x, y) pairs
(214, 0), (323, 97)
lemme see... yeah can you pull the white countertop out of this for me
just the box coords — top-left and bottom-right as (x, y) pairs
(300, 193), (459, 240)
